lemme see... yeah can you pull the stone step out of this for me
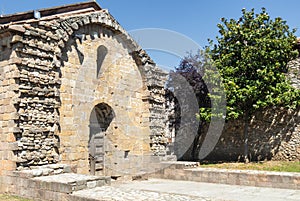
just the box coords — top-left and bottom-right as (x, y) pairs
(6, 164), (112, 201)
(32, 173), (111, 194)
(127, 161), (200, 181)
(159, 161), (200, 169)
(14, 164), (72, 178)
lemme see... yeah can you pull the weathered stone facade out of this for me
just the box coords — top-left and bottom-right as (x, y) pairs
(0, 1), (170, 179)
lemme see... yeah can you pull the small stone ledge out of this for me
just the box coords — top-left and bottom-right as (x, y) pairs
(33, 173), (111, 193)
(160, 161), (200, 169)
(1, 170), (111, 200)
(13, 164), (72, 178)
(150, 166), (300, 190)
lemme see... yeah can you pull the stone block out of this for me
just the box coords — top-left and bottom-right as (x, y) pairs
(52, 182), (73, 193)
(19, 177), (30, 188)
(20, 187), (36, 199)
(226, 172), (240, 185)
(28, 179), (38, 189)
(0, 160), (16, 171)
(239, 174), (255, 186)
(6, 134), (16, 142)
(63, 165), (72, 173)
(72, 184), (86, 191)
(86, 180), (97, 188)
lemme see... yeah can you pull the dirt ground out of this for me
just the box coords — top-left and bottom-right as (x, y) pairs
(200, 160), (300, 172)
(0, 194), (32, 201)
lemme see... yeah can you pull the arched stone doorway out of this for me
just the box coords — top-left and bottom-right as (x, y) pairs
(89, 103), (115, 175)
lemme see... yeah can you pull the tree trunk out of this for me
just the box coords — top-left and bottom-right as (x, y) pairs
(243, 112), (250, 163)
(191, 125), (202, 161)
(192, 121), (209, 161)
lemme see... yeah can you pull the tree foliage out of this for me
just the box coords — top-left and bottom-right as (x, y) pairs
(175, 51), (211, 109)
(209, 8), (300, 120)
(208, 8), (300, 162)
(171, 8), (300, 162)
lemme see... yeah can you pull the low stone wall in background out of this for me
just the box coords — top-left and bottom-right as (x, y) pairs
(149, 163), (300, 190)
(204, 107), (300, 162)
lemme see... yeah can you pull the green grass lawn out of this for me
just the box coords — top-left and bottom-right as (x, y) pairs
(200, 161), (300, 172)
(0, 194), (32, 201)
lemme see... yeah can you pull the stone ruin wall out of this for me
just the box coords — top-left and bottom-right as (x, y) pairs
(205, 107), (300, 161)
(0, 9), (169, 175)
(0, 22), (64, 170)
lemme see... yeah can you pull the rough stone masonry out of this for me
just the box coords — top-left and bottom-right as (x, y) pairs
(0, 1), (174, 180)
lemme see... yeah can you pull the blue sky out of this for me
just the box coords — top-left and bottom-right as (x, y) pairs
(1, 0), (300, 70)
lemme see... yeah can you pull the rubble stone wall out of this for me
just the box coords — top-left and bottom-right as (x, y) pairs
(288, 58), (300, 89)
(8, 23), (61, 168)
(205, 107), (300, 161)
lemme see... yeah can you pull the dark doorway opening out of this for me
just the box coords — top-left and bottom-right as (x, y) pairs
(89, 103), (114, 175)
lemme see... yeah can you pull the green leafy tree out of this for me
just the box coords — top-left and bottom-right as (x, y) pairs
(208, 8), (300, 162)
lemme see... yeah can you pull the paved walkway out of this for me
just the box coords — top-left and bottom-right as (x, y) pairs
(72, 178), (300, 201)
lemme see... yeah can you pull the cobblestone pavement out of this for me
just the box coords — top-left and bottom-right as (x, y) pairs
(72, 178), (300, 201)
(73, 186), (214, 201)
